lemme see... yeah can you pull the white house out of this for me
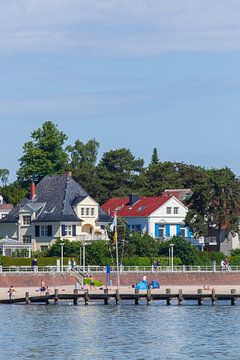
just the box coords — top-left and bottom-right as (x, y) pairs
(102, 194), (204, 247)
(0, 195), (13, 220)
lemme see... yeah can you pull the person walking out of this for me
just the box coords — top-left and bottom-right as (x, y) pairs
(8, 285), (16, 300)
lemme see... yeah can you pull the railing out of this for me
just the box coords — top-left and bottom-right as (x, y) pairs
(76, 265), (240, 273)
(1, 264), (240, 273)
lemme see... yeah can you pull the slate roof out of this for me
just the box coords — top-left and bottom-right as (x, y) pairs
(98, 207), (112, 223)
(1, 174), (89, 223)
(102, 195), (173, 217)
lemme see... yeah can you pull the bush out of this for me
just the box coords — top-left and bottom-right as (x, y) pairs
(83, 278), (102, 286)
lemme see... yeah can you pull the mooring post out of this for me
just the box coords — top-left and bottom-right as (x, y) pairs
(73, 289), (78, 305)
(25, 292), (30, 305)
(178, 289), (183, 305)
(197, 289), (203, 306)
(211, 288), (216, 306)
(135, 288), (139, 305)
(166, 288), (171, 306)
(84, 290), (89, 306)
(147, 288), (152, 305)
(45, 291), (49, 305)
(231, 289), (236, 306)
(54, 289), (59, 304)
(104, 288), (109, 305)
(115, 288), (120, 305)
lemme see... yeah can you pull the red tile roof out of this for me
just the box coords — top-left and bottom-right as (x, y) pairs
(0, 204), (13, 210)
(102, 195), (172, 217)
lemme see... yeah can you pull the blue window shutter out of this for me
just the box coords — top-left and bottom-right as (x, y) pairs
(166, 224), (170, 237)
(62, 225), (66, 236)
(72, 225), (76, 236)
(187, 227), (192, 238)
(155, 224), (159, 238)
(176, 224), (181, 236)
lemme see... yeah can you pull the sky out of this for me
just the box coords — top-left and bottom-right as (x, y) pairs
(1, 0), (240, 181)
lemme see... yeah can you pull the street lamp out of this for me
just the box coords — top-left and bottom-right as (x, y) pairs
(60, 242), (64, 273)
(169, 243), (174, 272)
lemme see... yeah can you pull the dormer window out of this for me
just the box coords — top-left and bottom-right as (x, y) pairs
(23, 215), (31, 225)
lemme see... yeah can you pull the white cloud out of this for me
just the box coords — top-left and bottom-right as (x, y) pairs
(0, 0), (240, 56)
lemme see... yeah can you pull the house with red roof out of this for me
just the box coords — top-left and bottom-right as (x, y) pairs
(102, 193), (199, 244)
(0, 195), (13, 220)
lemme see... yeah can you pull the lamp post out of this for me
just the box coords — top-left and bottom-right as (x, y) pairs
(169, 243), (174, 272)
(60, 242), (64, 273)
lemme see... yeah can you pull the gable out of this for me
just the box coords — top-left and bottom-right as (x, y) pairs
(150, 196), (187, 217)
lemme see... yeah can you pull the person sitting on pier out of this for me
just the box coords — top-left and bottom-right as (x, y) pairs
(40, 280), (47, 293)
(8, 285), (16, 300)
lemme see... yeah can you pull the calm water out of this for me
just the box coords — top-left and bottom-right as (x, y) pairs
(0, 302), (239, 360)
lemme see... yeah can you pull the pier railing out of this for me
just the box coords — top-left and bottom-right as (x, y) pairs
(0, 264), (240, 273)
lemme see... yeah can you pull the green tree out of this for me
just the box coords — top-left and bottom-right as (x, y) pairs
(17, 121), (68, 185)
(0, 169), (9, 186)
(67, 139), (99, 197)
(185, 168), (240, 250)
(150, 148), (159, 165)
(96, 148), (144, 203)
(158, 237), (200, 265)
(1, 182), (27, 206)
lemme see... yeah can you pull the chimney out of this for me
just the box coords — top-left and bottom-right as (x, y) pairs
(129, 194), (139, 206)
(30, 182), (36, 200)
(65, 170), (72, 177)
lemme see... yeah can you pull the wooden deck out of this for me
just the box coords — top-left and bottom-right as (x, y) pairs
(2, 288), (240, 306)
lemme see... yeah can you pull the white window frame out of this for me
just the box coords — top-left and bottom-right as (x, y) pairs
(65, 225), (72, 236)
(86, 208), (90, 216)
(173, 207), (179, 214)
(40, 226), (48, 237)
(23, 215), (31, 225)
(81, 208), (84, 216)
(166, 207), (172, 214)
(23, 235), (32, 244)
(91, 208), (94, 216)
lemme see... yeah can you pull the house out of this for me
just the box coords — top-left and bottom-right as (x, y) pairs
(102, 193), (203, 247)
(0, 172), (108, 252)
(0, 195), (13, 220)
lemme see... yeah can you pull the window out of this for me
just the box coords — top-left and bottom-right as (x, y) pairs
(81, 208), (84, 216)
(174, 207), (179, 214)
(40, 226), (48, 237)
(23, 235), (32, 244)
(131, 224), (141, 232)
(65, 225), (72, 236)
(23, 215), (31, 225)
(180, 226), (186, 238)
(86, 208), (89, 216)
(158, 225), (165, 238)
(91, 208), (94, 216)
(166, 207), (172, 214)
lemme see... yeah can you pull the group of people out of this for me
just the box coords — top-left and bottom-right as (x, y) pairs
(221, 258), (230, 271)
(67, 258), (77, 272)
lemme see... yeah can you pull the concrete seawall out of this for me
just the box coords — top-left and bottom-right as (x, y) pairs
(0, 273), (76, 287)
(93, 272), (240, 286)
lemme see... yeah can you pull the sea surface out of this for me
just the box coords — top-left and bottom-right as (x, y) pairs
(0, 301), (239, 360)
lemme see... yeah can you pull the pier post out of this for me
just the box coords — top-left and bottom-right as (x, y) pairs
(104, 288), (109, 305)
(178, 289), (183, 305)
(45, 292), (49, 305)
(147, 288), (152, 305)
(115, 288), (120, 305)
(197, 289), (203, 306)
(25, 292), (30, 305)
(84, 290), (89, 306)
(54, 289), (59, 304)
(231, 289), (236, 306)
(135, 288), (139, 305)
(166, 288), (171, 306)
(73, 289), (78, 305)
(211, 288), (216, 306)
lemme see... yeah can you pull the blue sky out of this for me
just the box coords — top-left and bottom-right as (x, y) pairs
(1, 0), (240, 181)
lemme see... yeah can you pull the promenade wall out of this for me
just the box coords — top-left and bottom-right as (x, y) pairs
(93, 272), (240, 286)
(0, 273), (76, 287)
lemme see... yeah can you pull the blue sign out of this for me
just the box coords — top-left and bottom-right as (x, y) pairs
(106, 264), (111, 274)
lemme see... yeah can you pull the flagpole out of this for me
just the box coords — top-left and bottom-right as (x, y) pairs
(114, 214), (120, 289)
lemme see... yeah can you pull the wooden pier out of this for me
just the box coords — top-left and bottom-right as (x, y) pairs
(1, 288), (240, 306)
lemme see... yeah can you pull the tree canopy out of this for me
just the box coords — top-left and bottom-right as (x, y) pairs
(17, 121), (68, 185)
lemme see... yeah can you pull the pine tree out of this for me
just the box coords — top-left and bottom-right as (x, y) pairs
(150, 148), (159, 165)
